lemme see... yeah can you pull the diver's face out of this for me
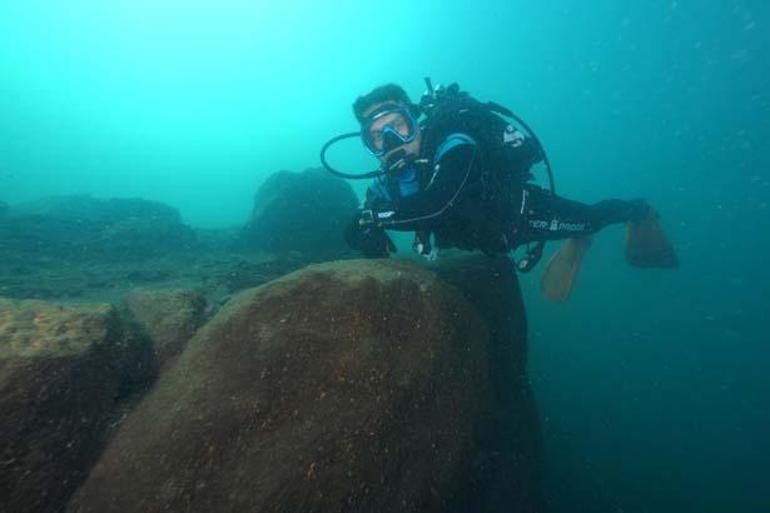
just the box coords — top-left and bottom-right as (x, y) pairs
(362, 102), (421, 162)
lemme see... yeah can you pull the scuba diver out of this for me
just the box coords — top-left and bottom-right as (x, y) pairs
(320, 79), (678, 301)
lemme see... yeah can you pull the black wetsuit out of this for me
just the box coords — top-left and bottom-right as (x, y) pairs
(347, 130), (649, 258)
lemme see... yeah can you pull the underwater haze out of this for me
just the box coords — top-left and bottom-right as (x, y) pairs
(2, 1), (769, 512)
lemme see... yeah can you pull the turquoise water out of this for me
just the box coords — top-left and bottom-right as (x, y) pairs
(2, 1), (768, 511)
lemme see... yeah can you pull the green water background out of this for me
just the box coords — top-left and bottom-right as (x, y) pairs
(2, 1), (769, 511)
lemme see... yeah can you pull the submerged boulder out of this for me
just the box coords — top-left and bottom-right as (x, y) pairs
(69, 257), (544, 513)
(122, 288), (207, 371)
(0, 195), (196, 261)
(236, 168), (358, 259)
(0, 298), (154, 513)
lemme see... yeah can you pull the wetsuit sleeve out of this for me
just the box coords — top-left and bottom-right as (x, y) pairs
(515, 184), (651, 243)
(389, 138), (478, 224)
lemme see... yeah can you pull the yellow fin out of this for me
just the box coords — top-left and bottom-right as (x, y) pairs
(540, 236), (593, 303)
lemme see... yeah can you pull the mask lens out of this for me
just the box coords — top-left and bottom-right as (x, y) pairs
(362, 107), (416, 156)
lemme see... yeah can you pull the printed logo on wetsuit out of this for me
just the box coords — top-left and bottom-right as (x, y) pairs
(503, 125), (525, 148)
(556, 221), (587, 232)
(528, 219), (587, 232)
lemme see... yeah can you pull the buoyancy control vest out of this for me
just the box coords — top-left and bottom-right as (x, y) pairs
(417, 81), (551, 203)
(413, 80), (554, 268)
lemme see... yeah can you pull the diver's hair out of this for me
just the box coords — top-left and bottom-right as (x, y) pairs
(353, 84), (414, 124)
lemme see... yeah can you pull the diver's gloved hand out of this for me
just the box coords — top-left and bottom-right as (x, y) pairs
(345, 211), (396, 258)
(627, 198), (654, 223)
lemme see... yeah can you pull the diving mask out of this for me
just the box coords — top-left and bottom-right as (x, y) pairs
(361, 106), (419, 157)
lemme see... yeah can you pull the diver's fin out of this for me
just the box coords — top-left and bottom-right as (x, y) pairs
(540, 236), (593, 303)
(625, 210), (679, 268)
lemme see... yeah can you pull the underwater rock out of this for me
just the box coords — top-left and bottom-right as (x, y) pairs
(191, 226), (241, 253)
(236, 168), (358, 259)
(122, 288), (206, 370)
(0, 195), (196, 261)
(69, 257), (544, 513)
(0, 298), (154, 513)
(217, 253), (308, 293)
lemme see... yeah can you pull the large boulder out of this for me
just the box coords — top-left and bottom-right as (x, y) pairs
(69, 257), (544, 513)
(236, 168), (359, 259)
(0, 298), (155, 513)
(0, 195), (196, 261)
(122, 288), (207, 371)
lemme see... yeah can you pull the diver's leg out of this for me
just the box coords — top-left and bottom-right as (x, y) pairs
(517, 185), (651, 243)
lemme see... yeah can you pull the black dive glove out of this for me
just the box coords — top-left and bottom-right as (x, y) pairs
(345, 211), (396, 258)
